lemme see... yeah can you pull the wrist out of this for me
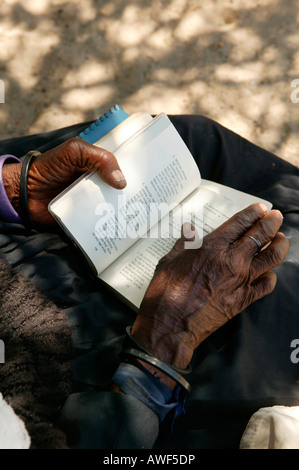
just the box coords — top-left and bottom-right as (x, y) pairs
(131, 315), (194, 371)
(2, 162), (22, 213)
(121, 326), (192, 393)
(0, 155), (22, 223)
(133, 358), (178, 390)
(130, 320), (194, 392)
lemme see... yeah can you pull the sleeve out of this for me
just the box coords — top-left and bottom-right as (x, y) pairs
(0, 154), (22, 223)
(0, 393), (30, 449)
(57, 390), (160, 449)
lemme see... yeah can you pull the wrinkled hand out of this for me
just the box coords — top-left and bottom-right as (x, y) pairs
(131, 203), (289, 386)
(3, 138), (126, 225)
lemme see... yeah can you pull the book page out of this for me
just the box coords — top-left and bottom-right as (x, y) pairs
(199, 179), (272, 211)
(93, 112), (154, 153)
(99, 182), (272, 309)
(49, 113), (201, 275)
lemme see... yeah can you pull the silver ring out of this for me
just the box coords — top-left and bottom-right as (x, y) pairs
(244, 235), (262, 252)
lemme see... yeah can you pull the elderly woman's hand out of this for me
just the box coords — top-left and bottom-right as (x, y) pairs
(3, 138), (126, 225)
(131, 203), (289, 387)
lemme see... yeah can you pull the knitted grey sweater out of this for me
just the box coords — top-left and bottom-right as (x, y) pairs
(0, 259), (72, 448)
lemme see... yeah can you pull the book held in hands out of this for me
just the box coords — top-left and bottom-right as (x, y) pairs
(49, 108), (271, 311)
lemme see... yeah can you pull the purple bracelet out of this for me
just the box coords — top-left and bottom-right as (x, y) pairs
(0, 154), (22, 223)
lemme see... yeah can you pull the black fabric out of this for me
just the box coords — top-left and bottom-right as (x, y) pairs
(58, 391), (159, 449)
(0, 115), (298, 449)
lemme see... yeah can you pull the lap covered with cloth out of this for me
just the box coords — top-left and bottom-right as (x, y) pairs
(0, 115), (298, 449)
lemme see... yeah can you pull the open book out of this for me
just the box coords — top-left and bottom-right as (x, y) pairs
(49, 112), (272, 311)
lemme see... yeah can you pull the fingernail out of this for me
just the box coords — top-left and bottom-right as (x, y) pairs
(273, 209), (283, 219)
(259, 203), (268, 213)
(112, 170), (126, 186)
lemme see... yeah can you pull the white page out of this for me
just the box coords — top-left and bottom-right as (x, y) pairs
(93, 112), (154, 153)
(99, 183), (272, 309)
(49, 113), (201, 275)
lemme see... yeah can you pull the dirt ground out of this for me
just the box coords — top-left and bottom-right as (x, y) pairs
(0, 0), (298, 167)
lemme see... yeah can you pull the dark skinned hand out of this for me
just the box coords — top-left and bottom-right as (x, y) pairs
(131, 203), (289, 389)
(3, 137), (127, 225)
(2, 143), (289, 391)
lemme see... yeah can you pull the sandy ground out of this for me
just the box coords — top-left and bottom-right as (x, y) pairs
(0, 0), (298, 167)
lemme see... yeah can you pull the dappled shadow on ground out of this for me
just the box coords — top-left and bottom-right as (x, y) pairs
(0, 0), (298, 166)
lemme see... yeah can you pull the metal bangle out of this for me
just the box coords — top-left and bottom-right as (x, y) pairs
(125, 326), (192, 375)
(121, 347), (191, 393)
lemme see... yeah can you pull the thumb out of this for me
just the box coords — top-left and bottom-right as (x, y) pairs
(63, 138), (127, 189)
(80, 144), (127, 189)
